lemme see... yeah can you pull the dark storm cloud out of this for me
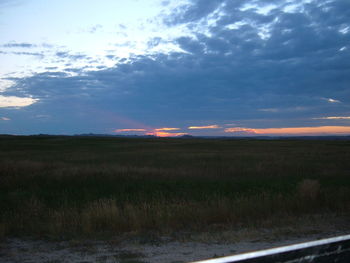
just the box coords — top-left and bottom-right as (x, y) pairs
(3, 0), (350, 133)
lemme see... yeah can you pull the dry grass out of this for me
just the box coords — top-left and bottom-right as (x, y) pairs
(0, 136), (350, 238)
(2, 189), (349, 237)
(297, 179), (321, 201)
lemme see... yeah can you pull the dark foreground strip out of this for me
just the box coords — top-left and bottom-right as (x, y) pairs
(191, 234), (350, 263)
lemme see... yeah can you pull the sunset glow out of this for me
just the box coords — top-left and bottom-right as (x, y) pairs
(146, 131), (188, 137)
(224, 127), (257, 134)
(155, 128), (181, 131)
(225, 126), (350, 135)
(114, 127), (187, 137)
(0, 96), (38, 108)
(114, 129), (147, 132)
(188, 125), (221, 130)
(114, 125), (350, 136)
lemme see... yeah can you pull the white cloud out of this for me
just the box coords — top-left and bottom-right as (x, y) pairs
(339, 26), (349, 35)
(225, 21), (246, 30)
(323, 98), (341, 103)
(255, 4), (277, 15)
(283, 4), (297, 13)
(0, 95), (38, 108)
(1, 117), (10, 121)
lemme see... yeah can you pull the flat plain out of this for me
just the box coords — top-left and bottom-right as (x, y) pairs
(0, 135), (349, 239)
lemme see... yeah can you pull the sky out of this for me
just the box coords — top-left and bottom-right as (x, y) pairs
(0, 0), (350, 136)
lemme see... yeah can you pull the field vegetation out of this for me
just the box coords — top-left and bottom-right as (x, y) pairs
(0, 135), (349, 238)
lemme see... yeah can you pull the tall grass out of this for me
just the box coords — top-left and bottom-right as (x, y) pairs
(0, 136), (350, 237)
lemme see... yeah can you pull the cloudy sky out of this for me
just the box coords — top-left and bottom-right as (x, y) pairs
(0, 0), (350, 136)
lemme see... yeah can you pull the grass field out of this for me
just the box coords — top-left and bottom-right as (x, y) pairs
(0, 135), (349, 238)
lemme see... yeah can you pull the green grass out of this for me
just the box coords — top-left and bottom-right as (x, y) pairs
(0, 135), (349, 237)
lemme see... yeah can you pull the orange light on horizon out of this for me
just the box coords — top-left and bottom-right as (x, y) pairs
(114, 127), (186, 137)
(155, 127), (181, 131)
(224, 127), (257, 134)
(188, 125), (221, 130)
(146, 131), (188, 137)
(114, 128), (147, 132)
(225, 126), (350, 135)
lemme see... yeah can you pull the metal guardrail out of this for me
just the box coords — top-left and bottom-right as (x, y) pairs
(190, 234), (350, 263)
